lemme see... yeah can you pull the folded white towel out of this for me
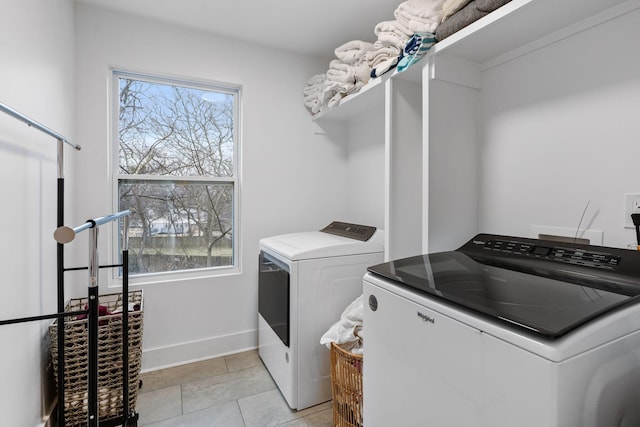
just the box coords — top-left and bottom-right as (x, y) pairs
(335, 40), (375, 64)
(303, 73), (326, 115)
(371, 55), (401, 78)
(324, 80), (356, 97)
(303, 86), (322, 97)
(326, 91), (344, 109)
(367, 45), (402, 67)
(320, 294), (365, 355)
(327, 59), (355, 77)
(326, 70), (355, 85)
(353, 59), (372, 86)
(374, 20), (414, 49)
(398, 0), (447, 19)
(306, 73), (325, 86)
(394, 0), (447, 33)
(303, 74), (324, 97)
(374, 19), (413, 38)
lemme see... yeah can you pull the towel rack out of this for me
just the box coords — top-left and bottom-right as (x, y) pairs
(0, 103), (138, 426)
(0, 101), (79, 425)
(0, 102), (81, 151)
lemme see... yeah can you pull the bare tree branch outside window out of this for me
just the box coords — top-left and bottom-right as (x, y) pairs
(116, 74), (237, 275)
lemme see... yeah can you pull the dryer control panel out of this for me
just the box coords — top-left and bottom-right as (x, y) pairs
(320, 221), (376, 241)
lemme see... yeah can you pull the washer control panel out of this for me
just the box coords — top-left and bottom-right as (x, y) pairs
(480, 238), (621, 270)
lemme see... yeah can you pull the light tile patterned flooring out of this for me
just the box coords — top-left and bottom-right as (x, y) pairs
(135, 350), (334, 427)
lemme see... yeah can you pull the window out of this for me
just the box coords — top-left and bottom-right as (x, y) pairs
(114, 71), (239, 276)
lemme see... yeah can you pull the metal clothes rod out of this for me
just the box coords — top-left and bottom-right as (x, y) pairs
(0, 310), (86, 327)
(53, 210), (131, 244)
(0, 102), (81, 150)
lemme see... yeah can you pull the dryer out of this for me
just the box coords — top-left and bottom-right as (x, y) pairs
(364, 233), (640, 427)
(258, 221), (384, 410)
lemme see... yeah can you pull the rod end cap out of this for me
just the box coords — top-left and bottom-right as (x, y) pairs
(54, 226), (75, 244)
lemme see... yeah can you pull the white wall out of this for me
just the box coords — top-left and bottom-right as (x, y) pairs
(478, 7), (640, 248)
(0, 1), (76, 425)
(346, 106), (385, 229)
(74, 4), (349, 370)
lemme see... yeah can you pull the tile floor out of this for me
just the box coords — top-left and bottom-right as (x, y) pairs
(135, 350), (334, 427)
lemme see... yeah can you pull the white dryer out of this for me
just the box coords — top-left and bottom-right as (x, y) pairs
(364, 233), (640, 427)
(258, 222), (384, 410)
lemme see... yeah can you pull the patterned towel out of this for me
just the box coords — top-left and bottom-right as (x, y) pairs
(397, 32), (437, 72)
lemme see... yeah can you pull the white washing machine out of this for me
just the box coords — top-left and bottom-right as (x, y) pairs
(258, 221), (384, 410)
(363, 233), (640, 427)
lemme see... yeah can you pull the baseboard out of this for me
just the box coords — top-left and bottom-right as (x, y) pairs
(38, 397), (57, 427)
(36, 416), (53, 427)
(141, 328), (257, 372)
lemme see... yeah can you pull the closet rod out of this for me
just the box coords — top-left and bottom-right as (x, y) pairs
(0, 102), (81, 151)
(54, 210), (131, 244)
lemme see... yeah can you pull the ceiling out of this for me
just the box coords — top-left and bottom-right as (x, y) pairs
(74, 0), (403, 58)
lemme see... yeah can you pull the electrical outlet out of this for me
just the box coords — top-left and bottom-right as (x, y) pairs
(624, 193), (640, 228)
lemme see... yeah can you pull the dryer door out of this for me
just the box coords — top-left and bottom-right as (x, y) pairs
(259, 250), (290, 346)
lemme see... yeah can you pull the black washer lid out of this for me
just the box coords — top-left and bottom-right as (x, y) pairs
(367, 234), (640, 339)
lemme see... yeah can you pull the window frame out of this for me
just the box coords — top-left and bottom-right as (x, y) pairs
(110, 69), (241, 285)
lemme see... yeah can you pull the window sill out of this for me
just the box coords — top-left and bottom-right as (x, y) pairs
(108, 264), (241, 288)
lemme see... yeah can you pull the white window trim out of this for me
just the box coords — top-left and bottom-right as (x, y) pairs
(109, 69), (242, 286)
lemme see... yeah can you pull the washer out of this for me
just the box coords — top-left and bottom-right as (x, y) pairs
(258, 221), (384, 410)
(363, 233), (640, 427)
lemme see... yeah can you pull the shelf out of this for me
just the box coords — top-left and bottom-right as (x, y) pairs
(313, 0), (639, 122)
(429, 0), (636, 67)
(312, 62), (424, 123)
(313, 73), (389, 122)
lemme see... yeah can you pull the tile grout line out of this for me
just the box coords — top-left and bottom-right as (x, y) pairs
(235, 398), (248, 427)
(180, 382), (185, 416)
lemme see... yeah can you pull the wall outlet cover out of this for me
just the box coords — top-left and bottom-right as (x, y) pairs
(624, 193), (640, 228)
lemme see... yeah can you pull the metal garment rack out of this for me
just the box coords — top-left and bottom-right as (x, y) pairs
(0, 102), (137, 426)
(55, 211), (135, 427)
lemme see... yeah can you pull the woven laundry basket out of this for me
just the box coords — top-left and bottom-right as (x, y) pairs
(48, 290), (144, 427)
(330, 342), (363, 427)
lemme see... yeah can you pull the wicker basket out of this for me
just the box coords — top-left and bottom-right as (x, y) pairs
(48, 290), (144, 427)
(330, 342), (363, 427)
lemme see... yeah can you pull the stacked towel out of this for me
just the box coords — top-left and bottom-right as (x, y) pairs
(373, 20), (413, 49)
(303, 73), (327, 116)
(436, 0), (512, 41)
(303, 0), (470, 115)
(323, 55), (370, 109)
(368, 20), (411, 78)
(395, 0), (447, 34)
(368, 20), (411, 77)
(320, 295), (365, 354)
(302, 40), (375, 114)
(367, 42), (403, 78)
(369, 0), (446, 78)
(334, 40), (375, 64)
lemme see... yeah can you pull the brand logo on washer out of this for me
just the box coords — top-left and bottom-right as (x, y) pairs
(368, 295), (378, 311)
(417, 311), (435, 324)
